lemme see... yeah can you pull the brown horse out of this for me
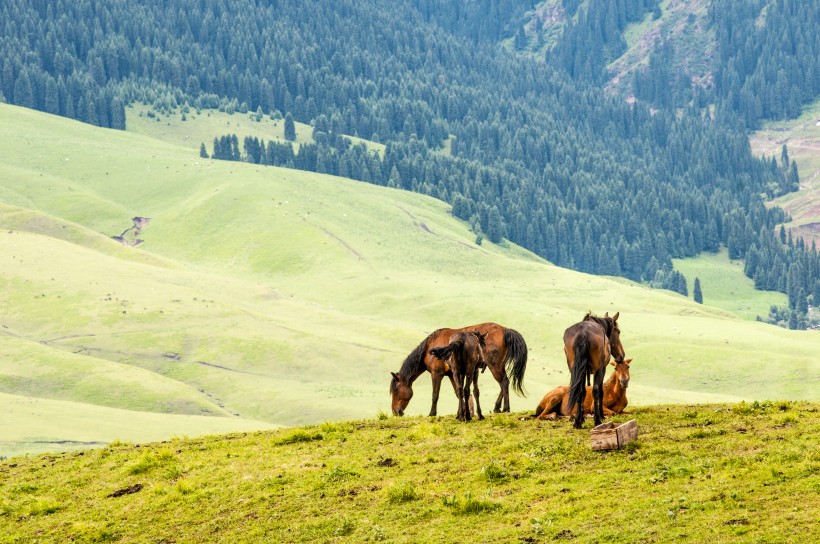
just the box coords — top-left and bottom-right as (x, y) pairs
(534, 358), (632, 420)
(564, 312), (625, 428)
(429, 331), (486, 421)
(390, 322), (528, 417)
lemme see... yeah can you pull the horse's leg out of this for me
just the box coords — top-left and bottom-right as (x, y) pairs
(486, 361), (506, 412)
(463, 369), (472, 422)
(592, 366), (606, 426)
(501, 372), (510, 412)
(451, 368), (466, 421)
(429, 372), (445, 417)
(472, 367), (484, 420)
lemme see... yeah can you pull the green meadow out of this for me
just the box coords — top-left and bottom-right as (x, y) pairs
(1, 402), (818, 543)
(0, 103), (818, 457)
(672, 248), (787, 320)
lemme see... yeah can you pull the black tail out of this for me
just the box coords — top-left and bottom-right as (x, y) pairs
(429, 343), (457, 362)
(503, 328), (528, 396)
(567, 333), (590, 424)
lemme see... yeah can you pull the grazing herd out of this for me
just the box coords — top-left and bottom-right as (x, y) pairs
(389, 312), (631, 427)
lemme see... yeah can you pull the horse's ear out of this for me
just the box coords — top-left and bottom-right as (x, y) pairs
(604, 312), (609, 317)
(609, 360), (616, 367)
(624, 358), (632, 365)
(612, 311), (619, 322)
(391, 372), (399, 380)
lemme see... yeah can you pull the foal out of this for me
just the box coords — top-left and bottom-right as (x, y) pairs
(534, 358), (632, 420)
(428, 331), (486, 421)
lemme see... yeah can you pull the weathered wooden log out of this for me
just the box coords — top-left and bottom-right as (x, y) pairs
(590, 419), (638, 450)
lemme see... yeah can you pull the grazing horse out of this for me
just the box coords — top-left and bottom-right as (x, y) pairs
(533, 358), (632, 420)
(564, 312), (625, 428)
(390, 322), (527, 417)
(429, 331), (486, 421)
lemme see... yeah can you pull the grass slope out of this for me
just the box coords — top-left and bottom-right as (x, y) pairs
(749, 98), (820, 247)
(0, 392), (277, 459)
(125, 103), (385, 156)
(672, 247), (787, 320)
(1, 403), (818, 542)
(0, 104), (818, 456)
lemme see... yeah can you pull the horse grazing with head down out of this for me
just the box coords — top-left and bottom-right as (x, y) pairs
(429, 331), (486, 421)
(563, 312), (625, 428)
(534, 358), (632, 420)
(390, 322), (527, 417)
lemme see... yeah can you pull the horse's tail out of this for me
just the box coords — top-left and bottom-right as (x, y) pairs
(429, 339), (461, 363)
(567, 333), (590, 414)
(503, 328), (528, 396)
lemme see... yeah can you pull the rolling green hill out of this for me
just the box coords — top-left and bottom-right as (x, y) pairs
(0, 104), (818, 457)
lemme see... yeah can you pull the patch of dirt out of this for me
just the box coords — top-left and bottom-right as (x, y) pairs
(302, 216), (364, 260)
(107, 483), (143, 498)
(112, 216), (150, 246)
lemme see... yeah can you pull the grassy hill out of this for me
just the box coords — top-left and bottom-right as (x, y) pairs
(1, 402), (818, 542)
(750, 98), (820, 247)
(0, 103), (818, 457)
(672, 248), (787, 321)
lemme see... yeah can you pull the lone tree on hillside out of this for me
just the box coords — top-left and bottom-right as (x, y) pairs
(284, 112), (296, 141)
(693, 277), (703, 304)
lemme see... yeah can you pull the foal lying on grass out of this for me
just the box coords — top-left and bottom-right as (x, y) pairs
(534, 358), (632, 420)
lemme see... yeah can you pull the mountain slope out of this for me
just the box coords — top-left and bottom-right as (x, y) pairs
(0, 104), (818, 456)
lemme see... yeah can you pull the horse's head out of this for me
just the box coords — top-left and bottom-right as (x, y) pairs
(390, 371), (413, 416)
(605, 312), (625, 363)
(609, 357), (632, 389)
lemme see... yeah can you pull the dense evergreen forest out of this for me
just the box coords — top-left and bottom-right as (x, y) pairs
(1, 0), (818, 328)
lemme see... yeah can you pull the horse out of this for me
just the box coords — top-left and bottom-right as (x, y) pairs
(390, 322), (528, 417)
(429, 331), (486, 421)
(564, 312), (625, 428)
(533, 358), (632, 420)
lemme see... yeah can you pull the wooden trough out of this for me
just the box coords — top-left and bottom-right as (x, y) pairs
(590, 419), (638, 450)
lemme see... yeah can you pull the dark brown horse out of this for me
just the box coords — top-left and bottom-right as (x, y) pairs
(429, 331), (486, 421)
(564, 312), (625, 428)
(534, 358), (632, 420)
(390, 322), (528, 417)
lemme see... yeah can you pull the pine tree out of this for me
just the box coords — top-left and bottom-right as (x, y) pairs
(284, 112), (296, 141)
(200, 142), (208, 158)
(693, 277), (703, 304)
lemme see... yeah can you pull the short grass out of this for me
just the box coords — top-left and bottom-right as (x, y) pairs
(0, 392), (277, 458)
(1, 104), (818, 456)
(1, 402), (817, 542)
(672, 247), (787, 320)
(125, 103), (386, 156)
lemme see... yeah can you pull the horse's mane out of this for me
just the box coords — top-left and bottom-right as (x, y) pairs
(395, 329), (439, 385)
(583, 312), (613, 337)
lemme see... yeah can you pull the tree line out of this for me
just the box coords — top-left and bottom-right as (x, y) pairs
(1, 0), (817, 326)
